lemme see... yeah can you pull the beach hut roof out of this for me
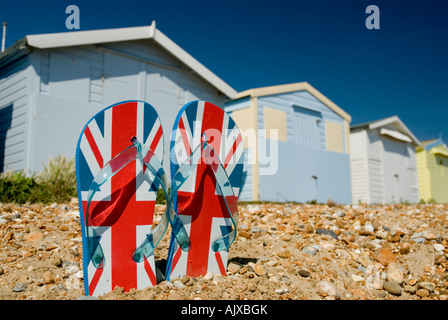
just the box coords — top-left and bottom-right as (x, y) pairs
(0, 21), (237, 99)
(351, 115), (420, 146)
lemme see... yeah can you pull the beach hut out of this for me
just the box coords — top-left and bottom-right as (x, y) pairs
(225, 82), (352, 204)
(349, 116), (420, 204)
(0, 22), (236, 175)
(416, 138), (448, 203)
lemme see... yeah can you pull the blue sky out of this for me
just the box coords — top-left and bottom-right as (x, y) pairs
(1, 0), (447, 142)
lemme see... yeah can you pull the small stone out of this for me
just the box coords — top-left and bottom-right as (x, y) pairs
(281, 234), (292, 242)
(0, 266), (4, 275)
(364, 222), (375, 233)
(351, 274), (364, 282)
(168, 290), (182, 300)
(173, 280), (186, 289)
(383, 281), (402, 296)
(227, 262), (241, 274)
(238, 230), (251, 239)
(417, 282), (435, 292)
(316, 228), (339, 240)
(386, 263), (404, 284)
(302, 245), (318, 256)
(389, 232), (402, 243)
(13, 283), (27, 292)
(376, 230), (388, 240)
(204, 271), (214, 281)
(366, 272), (382, 290)
(275, 288), (289, 294)
(181, 275), (191, 284)
(248, 262), (265, 276)
(423, 232), (438, 240)
(52, 257), (63, 267)
(400, 242), (411, 254)
(298, 269), (310, 278)
(43, 271), (54, 284)
(278, 249), (291, 259)
(416, 288), (429, 298)
(376, 248), (396, 266)
(404, 285), (416, 294)
(434, 244), (445, 252)
(318, 280), (338, 297)
(24, 231), (43, 243)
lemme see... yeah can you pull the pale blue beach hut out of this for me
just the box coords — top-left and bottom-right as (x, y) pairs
(225, 82), (352, 204)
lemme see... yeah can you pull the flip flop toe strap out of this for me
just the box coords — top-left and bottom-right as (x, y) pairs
(86, 138), (169, 268)
(171, 140), (238, 253)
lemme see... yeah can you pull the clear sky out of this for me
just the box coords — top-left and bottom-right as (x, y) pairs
(1, 0), (447, 142)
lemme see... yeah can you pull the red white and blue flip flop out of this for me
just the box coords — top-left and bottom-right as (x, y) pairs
(165, 101), (245, 280)
(75, 100), (167, 296)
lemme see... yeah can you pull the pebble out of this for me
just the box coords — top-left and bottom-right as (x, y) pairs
(386, 263), (404, 284)
(298, 269), (311, 278)
(318, 280), (338, 297)
(417, 282), (435, 292)
(404, 285), (416, 294)
(383, 281), (402, 296)
(248, 262), (265, 276)
(376, 230), (388, 240)
(302, 245), (319, 256)
(203, 271), (214, 281)
(366, 270), (382, 290)
(400, 242), (411, 254)
(275, 288), (289, 294)
(13, 283), (27, 292)
(316, 228), (339, 240)
(43, 271), (54, 284)
(227, 262), (241, 274)
(278, 249), (291, 259)
(376, 248), (396, 266)
(351, 274), (364, 282)
(416, 288), (430, 298)
(174, 280), (186, 289)
(433, 244), (445, 252)
(364, 222), (375, 233)
(24, 231), (44, 243)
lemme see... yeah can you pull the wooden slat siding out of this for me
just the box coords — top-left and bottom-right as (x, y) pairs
(350, 158), (368, 204)
(0, 56), (30, 172)
(40, 46), (104, 104)
(368, 158), (384, 203)
(406, 167), (418, 202)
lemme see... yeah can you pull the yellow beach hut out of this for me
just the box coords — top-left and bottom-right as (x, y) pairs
(417, 138), (448, 203)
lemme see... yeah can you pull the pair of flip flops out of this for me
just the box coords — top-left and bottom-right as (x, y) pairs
(76, 100), (244, 296)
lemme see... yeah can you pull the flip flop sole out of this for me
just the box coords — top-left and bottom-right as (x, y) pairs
(166, 100), (244, 279)
(75, 100), (164, 296)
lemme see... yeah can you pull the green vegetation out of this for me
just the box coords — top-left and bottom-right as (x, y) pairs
(0, 155), (77, 204)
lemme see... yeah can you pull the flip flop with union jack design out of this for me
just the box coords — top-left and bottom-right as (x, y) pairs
(165, 100), (245, 280)
(75, 100), (167, 296)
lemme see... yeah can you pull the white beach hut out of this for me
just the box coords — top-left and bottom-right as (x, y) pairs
(350, 116), (420, 204)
